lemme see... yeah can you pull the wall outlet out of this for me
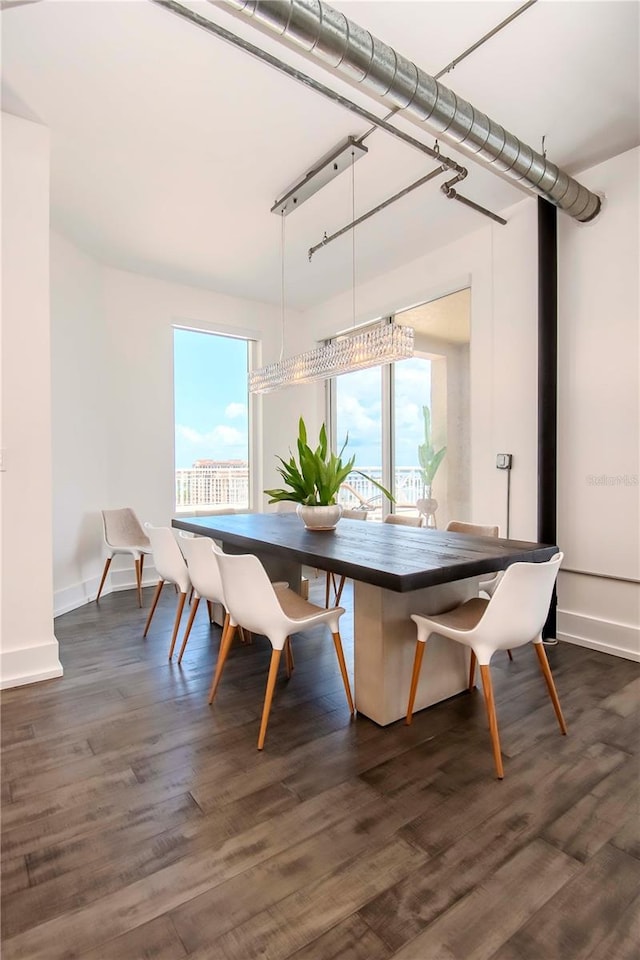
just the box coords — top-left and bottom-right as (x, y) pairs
(496, 453), (512, 470)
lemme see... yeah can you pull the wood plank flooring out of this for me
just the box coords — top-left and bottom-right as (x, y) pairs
(1, 577), (639, 959)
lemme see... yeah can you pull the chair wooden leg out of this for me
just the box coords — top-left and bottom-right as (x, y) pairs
(96, 557), (112, 602)
(207, 600), (214, 623)
(177, 597), (200, 663)
(334, 575), (347, 607)
(331, 632), (354, 714)
(143, 580), (164, 637)
(168, 592), (187, 660)
(534, 642), (568, 735)
(284, 637), (293, 678)
(479, 664), (504, 779)
(208, 624), (236, 703)
(258, 649), (282, 750)
(507, 648), (514, 661)
(468, 650), (477, 691)
(286, 636), (294, 671)
(405, 641), (426, 724)
(135, 557), (143, 608)
(139, 554), (145, 604)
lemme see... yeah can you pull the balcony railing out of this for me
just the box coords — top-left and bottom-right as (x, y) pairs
(175, 465), (426, 513)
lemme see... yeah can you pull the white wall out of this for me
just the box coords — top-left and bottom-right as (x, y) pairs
(557, 146), (640, 660)
(50, 253), (287, 613)
(302, 200), (540, 542)
(51, 234), (110, 614)
(0, 113), (62, 688)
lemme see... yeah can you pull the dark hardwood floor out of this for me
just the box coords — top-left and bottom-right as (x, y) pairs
(1, 576), (639, 959)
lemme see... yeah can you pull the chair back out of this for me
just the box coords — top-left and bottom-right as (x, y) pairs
(144, 523), (190, 592)
(446, 520), (499, 538)
(215, 550), (288, 638)
(384, 515), (424, 527)
(102, 508), (149, 548)
(178, 534), (224, 604)
(342, 508), (368, 520)
(479, 553), (563, 650)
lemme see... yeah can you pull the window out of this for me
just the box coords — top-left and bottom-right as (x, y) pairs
(174, 327), (250, 512)
(335, 366), (383, 515)
(330, 291), (470, 528)
(393, 355), (434, 516)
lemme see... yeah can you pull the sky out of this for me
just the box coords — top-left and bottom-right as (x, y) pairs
(336, 356), (432, 467)
(174, 328), (249, 469)
(174, 328), (432, 470)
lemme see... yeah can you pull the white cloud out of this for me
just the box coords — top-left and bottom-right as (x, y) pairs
(213, 425), (245, 446)
(225, 402), (247, 420)
(395, 400), (422, 431)
(176, 423), (246, 457)
(177, 425), (204, 444)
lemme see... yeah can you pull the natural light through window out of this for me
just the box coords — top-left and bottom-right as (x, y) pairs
(332, 290), (471, 528)
(334, 358), (434, 520)
(335, 366), (383, 515)
(174, 328), (250, 511)
(394, 356), (433, 513)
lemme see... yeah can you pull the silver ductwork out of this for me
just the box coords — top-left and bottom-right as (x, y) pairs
(215, 0), (600, 222)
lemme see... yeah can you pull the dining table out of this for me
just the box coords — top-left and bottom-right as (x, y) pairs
(172, 513), (557, 725)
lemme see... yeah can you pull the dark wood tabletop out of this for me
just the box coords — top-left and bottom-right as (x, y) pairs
(173, 513), (558, 593)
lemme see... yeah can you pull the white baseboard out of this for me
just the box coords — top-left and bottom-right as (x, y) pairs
(557, 609), (640, 662)
(54, 566), (158, 618)
(0, 639), (64, 689)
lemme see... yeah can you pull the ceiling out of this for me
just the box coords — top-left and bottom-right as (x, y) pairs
(2, 0), (638, 310)
(397, 289), (470, 344)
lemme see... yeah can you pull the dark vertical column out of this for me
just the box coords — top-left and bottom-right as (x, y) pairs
(538, 197), (558, 638)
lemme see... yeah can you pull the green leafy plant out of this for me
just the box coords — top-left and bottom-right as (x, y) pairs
(265, 417), (394, 507)
(417, 405), (446, 496)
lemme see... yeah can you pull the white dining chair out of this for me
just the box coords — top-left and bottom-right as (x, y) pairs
(176, 534), (229, 664)
(445, 520), (500, 538)
(406, 552), (566, 779)
(384, 514), (425, 527)
(210, 550), (355, 749)
(177, 534), (288, 663)
(142, 523), (192, 659)
(445, 519), (511, 658)
(325, 508), (368, 607)
(96, 508), (152, 607)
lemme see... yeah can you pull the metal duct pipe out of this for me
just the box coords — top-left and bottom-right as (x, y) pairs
(215, 0), (601, 222)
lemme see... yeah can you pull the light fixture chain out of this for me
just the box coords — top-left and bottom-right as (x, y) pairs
(280, 210), (286, 362)
(351, 149), (356, 331)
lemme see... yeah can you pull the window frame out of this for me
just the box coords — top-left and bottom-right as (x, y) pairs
(328, 357), (431, 520)
(172, 318), (260, 514)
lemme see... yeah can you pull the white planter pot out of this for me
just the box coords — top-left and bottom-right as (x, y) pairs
(416, 497), (439, 528)
(296, 503), (343, 531)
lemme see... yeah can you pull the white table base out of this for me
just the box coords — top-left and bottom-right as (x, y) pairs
(353, 577), (477, 726)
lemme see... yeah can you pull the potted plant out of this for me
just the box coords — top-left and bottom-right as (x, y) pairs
(416, 405), (446, 528)
(265, 417), (394, 530)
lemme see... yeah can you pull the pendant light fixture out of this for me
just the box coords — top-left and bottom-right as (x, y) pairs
(249, 140), (413, 394)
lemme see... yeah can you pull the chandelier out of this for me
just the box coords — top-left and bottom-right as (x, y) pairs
(249, 137), (414, 395)
(249, 321), (414, 394)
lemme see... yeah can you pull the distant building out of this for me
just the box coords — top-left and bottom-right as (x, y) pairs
(175, 459), (423, 511)
(176, 460), (249, 508)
